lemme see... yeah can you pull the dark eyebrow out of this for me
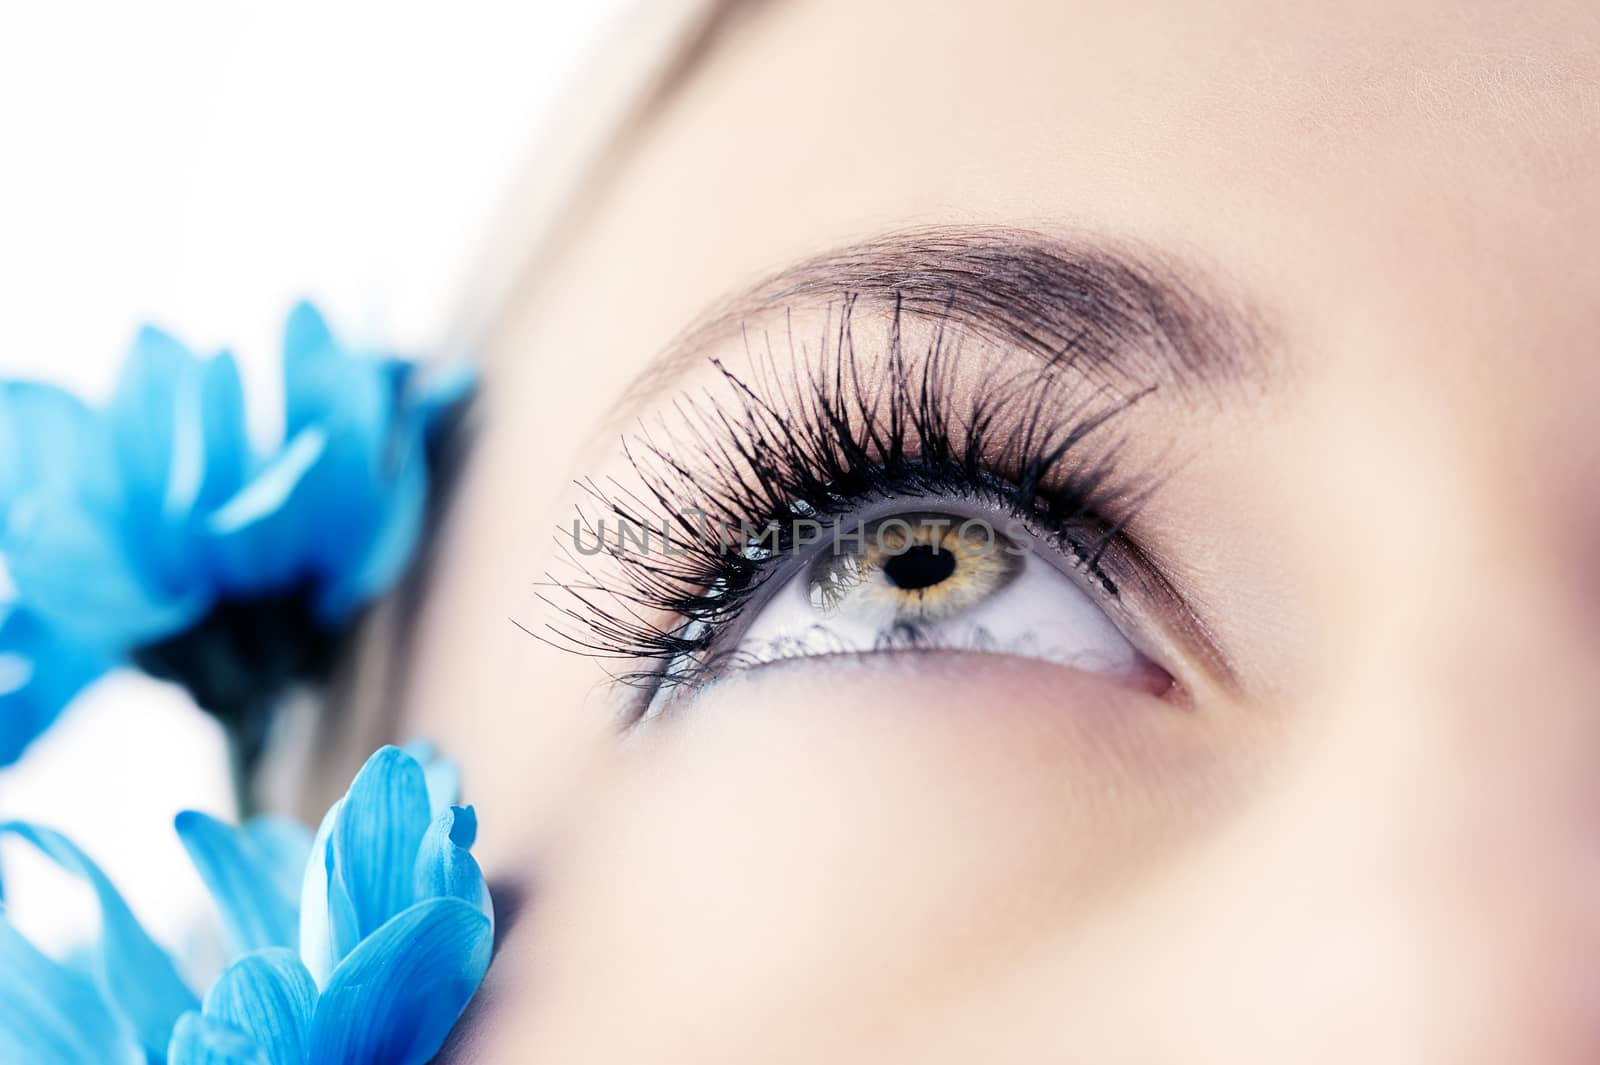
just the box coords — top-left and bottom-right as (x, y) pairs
(617, 224), (1272, 417)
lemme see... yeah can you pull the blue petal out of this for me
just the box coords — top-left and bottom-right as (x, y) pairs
(243, 817), (313, 910)
(0, 606), (107, 767)
(0, 918), (142, 1065)
(296, 410), (395, 616)
(402, 739), (461, 814)
(107, 329), (250, 610)
(311, 428), (424, 621)
(282, 308), (415, 607)
(109, 326), (194, 517)
(196, 350), (251, 513)
(202, 949), (315, 1065)
(175, 812), (298, 956)
(205, 303), (444, 620)
(281, 302), (393, 447)
(281, 302), (339, 440)
(205, 427), (328, 597)
(167, 1011), (269, 1065)
(0, 380), (117, 506)
(4, 499), (199, 647)
(296, 801), (358, 988)
(332, 746), (431, 942)
(0, 822), (198, 1057)
(0, 382), (198, 647)
(307, 897), (492, 1065)
(126, 340), (249, 588)
(413, 805), (492, 925)
(110, 329), (198, 577)
(423, 754), (461, 816)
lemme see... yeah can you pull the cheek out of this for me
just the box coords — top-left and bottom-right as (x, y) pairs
(480, 653), (1247, 1060)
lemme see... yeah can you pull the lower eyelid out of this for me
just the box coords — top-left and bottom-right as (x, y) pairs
(644, 641), (1180, 733)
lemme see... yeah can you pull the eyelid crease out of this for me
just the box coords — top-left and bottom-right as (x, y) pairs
(600, 223), (1275, 443)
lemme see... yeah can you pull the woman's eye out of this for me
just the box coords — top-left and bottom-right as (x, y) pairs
(724, 511), (1169, 691)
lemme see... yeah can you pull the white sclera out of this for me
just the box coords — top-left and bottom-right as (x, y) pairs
(735, 545), (1142, 677)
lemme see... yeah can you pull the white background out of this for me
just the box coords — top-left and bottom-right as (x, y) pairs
(0, 0), (628, 967)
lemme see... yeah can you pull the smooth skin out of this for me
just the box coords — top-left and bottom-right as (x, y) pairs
(400, 1), (1600, 1061)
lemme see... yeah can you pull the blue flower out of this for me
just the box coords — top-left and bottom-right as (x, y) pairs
(0, 743), (494, 1064)
(0, 305), (472, 765)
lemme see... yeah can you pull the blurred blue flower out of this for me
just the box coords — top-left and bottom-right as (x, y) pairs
(0, 304), (472, 765)
(0, 606), (107, 765)
(0, 743), (494, 1065)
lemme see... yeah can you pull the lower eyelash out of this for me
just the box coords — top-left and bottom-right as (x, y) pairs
(533, 295), (1157, 700)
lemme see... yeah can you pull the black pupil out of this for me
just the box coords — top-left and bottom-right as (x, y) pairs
(882, 543), (957, 591)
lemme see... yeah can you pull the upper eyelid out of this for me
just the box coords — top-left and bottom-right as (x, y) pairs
(550, 321), (1160, 647)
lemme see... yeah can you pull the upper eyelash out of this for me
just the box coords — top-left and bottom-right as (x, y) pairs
(532, 294), (1160, 698)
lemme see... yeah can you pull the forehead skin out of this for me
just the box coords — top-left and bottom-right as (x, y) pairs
(485, 0), (1598, 413)
(409, 2), (1600, 1060)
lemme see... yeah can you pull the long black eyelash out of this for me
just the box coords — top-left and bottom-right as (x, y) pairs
(531, 295), (1156, 694)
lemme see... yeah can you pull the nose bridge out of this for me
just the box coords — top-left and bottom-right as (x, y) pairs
(1334, 413), (1600, 774)
(1272, 597), (1600, 1062)
(1247, 365), (1600, 1059)
(1332, 508), (1600, 788)
(1296, 321), (1600, 751)
(1314, 368), (1600, 940)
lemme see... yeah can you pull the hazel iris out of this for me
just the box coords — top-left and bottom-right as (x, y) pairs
(807, 512), (1022, 627)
